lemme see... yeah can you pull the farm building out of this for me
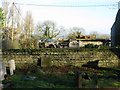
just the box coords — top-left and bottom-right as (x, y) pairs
(111, 9), (120, 47)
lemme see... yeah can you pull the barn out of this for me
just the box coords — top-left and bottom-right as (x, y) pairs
(111, 9), (120, 47)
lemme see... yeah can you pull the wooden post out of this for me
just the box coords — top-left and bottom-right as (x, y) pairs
(77, 71), (82, 88)
(91, 72), (98, 88)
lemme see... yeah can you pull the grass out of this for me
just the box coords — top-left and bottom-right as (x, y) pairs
(3, 74), (75, 88)
(2, 66), (120, 88)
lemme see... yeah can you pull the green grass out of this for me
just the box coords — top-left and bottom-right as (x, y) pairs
(3, 71), (76, 88)
(98, 79), (120, 88)
(2, 67), (120, 88)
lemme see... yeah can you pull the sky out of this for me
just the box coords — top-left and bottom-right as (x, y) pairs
(1, 0), (120, 36)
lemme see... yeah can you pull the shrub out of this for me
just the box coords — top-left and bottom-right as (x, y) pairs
(84, 44), (99, 48)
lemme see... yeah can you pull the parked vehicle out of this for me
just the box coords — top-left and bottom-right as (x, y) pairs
(58, 40), (70, 48)
(39, 39), (59, 48)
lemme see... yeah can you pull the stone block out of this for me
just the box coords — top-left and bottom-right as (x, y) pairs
(37, 56), (52, 67)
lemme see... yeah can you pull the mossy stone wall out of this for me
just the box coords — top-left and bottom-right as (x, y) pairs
(1, 48), (120, 68)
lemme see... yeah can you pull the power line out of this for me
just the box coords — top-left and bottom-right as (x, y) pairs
(13, 2), (118, 25)
(14, 3), (25, 22)
(13, 3), (26, 24)
(15, 3), (117, 7)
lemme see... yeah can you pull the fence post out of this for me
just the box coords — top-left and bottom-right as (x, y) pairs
(91, 72), (98, 88)
(77, 71), (82, 88)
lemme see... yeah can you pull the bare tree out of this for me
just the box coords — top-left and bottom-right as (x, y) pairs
(24, 11), (34, 39)
(70, 27), (85, 35)
(34, 23), (44, 38)
(2, 1), (23, 49)
(36, 20), (60, 39)
(90, 31), (99, 39)
(97, 34), (110, 39)
(90, 31), (110, 39)
(2, 1), (23, 40)
(67, 27), (85, 39)
(14, 6), (23, 37)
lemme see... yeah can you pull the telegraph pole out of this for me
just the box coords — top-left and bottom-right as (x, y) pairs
(11, 2), (15, 41)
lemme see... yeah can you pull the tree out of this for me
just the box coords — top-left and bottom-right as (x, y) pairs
(0, 8), (5, 49)
(9, 3), (23, 40)
(35, 20), (60, 39)
(0, 8), (5, 27)
(2, 1), (23, 40)
(2, 0), (10, 27)
(90, 31), (99, 39)
(19, 11), (35, 49)
(67, 27), (85, 39)
(1, 0), (23, 49)
(24, 11), (34, 39)
(97, 34), (110, 39)
(90, 31), (110, 39)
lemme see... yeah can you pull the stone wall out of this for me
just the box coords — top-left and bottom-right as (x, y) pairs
(1, 48), (120, 68)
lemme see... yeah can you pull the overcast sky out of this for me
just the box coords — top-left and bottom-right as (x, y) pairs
(1, 0), (120, 35)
